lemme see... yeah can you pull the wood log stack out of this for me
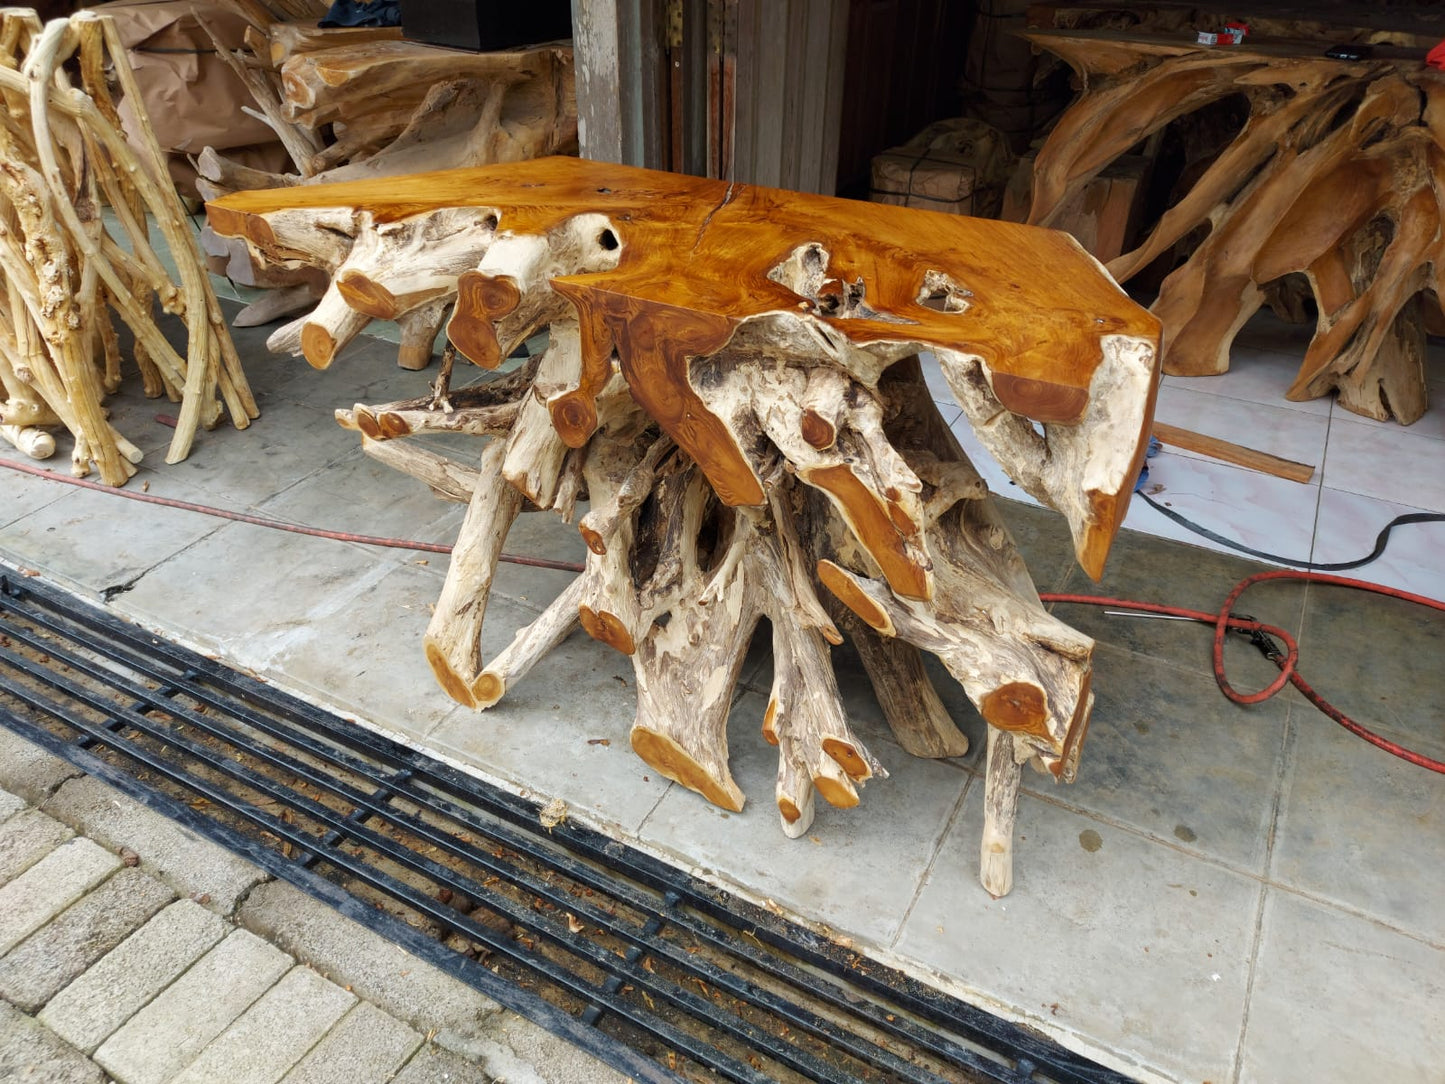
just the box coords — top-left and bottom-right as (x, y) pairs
(0, 9), (256, 482)
(191, 10), (576, 355)
(1022, 25), (1445, 424)
(208, 157), (1161, 896)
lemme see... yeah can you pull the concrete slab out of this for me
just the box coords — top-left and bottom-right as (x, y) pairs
(0, 451), (72, 530)
(169, 965), (356, 1084)
(0, 838), (120, 956)
(112, 518), (403, 664)
(43, 775), (264, 916)
(1238, 889), (1445, 1084)
(388, 1045), (493, 1084)
(1271, 712), (1445, 945)
(40, 899), (227, 1054)
(1050, 526), (1309, 700)
(420, 596), (667, 835)
(252, 447), (468, 570)
(636, 687), (971, 948)
(0, 808), (74, 885)
(145, 392), (357, 510)
(254, 560), (460, 735)
(0, 722), (83, 804)
(0, 866), (174, 1012)
(236, 880), (502, 1045)
(94, 929), (293, 1084)
(0, 483), (225, 602)
(277, 1001), (422, 1084)
(265, 335), (429, 411)
(1296, 579), (1445, 756)
(1036, 642), (1290, 874)
(0, 999), (106, 1084)
(896, 787), (1263, 1084)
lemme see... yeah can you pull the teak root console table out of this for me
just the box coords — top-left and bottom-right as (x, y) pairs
(207, 157), (1161, 896)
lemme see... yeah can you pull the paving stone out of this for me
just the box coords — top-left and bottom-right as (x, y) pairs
(0, 807), (75, 885)
(237, 880), (502, 1044)
(40, 899), (227, 1054)
(448, 1011), (633, 1084)
(0, 999), (106, 1084)
(170, 965), (356, 1084)
(388, 1045), (494, 1084)
(0, 837), (120, 956)
(43, 775), (264, 915)
(0, 867), (175, 1012)
(94, 929), (292, 1084)
(0, 785), (24, 823)
(278, 1001), (423, 1084)
(0, 725), (82, 804)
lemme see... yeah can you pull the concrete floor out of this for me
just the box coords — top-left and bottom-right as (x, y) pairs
(1, 303), (1441, 1084)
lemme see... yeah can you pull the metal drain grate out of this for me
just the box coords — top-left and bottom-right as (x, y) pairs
(0, 566), (1133, 1084)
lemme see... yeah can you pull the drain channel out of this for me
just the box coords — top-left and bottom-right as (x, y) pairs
(0, 567), (1132, 1084)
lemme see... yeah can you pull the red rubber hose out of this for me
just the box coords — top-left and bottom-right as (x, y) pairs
(1044, 571), (1445, 775)
(0, 458), (584, 572)
(3, 458), (1442, 773)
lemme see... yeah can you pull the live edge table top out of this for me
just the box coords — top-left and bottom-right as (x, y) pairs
(207, 156), (1159, 424)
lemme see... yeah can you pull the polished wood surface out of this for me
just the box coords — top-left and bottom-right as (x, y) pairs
(211, 156), (1160, 583)
(210, 156), (1157, 411)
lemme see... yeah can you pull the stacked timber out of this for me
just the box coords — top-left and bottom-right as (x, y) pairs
(191, 10), (576, 354)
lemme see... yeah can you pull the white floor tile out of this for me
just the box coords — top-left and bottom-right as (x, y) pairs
(1125, 452), (1320, 567)
(1153, 383), (1329, 469)
(1310, 487), (1445, 602)
(1162, 345), (1331, 417)
(1320, 416), (1445, 513)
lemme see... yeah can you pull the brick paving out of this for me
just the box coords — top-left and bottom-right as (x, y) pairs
(0, 727), (627, 1084)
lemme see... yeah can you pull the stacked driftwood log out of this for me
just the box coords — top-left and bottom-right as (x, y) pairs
(1023, 26), (1445, 425)
(192, 8), (576, 342)
(208, 157), (1161, 896)
(0, 8), (256, 483)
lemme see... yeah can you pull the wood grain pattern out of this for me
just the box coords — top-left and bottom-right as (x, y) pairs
(212, 155), (1159, 580)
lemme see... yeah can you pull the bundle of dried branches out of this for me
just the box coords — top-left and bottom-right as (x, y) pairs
(0, 9), (256, 482)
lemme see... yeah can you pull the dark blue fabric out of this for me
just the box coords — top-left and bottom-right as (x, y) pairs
(318, 1), (401, 28)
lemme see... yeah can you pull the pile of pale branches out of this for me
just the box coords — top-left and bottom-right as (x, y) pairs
(0, 8), (256, 484)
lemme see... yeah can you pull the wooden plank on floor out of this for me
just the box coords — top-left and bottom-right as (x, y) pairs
(1152, 422), (1316, 484)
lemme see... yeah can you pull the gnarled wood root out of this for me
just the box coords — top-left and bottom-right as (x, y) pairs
(209, 168), (1161, 896)
(1025, 31), (1444, 424)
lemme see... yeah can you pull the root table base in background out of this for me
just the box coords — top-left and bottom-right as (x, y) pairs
(1024, 27), (1444, 425)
